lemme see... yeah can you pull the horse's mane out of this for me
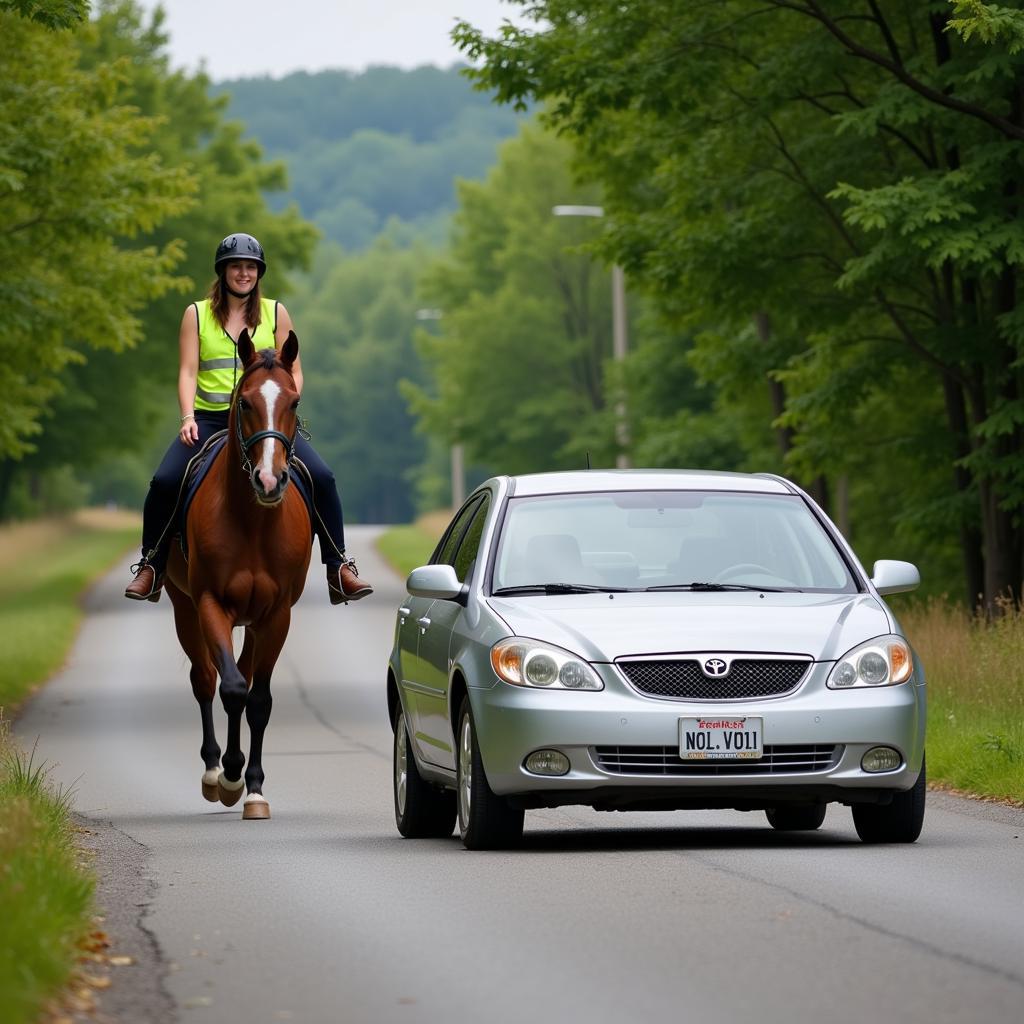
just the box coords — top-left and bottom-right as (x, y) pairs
(242, 347), (282, 378)
(234, 348), (290, 396)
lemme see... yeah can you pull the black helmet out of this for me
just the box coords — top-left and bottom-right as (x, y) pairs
(214, 233), (266, 277)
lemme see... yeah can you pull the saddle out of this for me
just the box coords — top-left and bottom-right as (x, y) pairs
(175, 430), (314, 560)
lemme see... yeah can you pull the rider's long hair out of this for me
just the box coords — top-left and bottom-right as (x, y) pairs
(208, 276), (263, 330)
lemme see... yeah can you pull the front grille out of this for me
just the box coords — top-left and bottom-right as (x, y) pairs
(592, 744), (842, 776)
(618, 658), (809, 700)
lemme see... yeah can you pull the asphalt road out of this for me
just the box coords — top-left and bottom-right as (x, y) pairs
(15, 525), (1024, 1024)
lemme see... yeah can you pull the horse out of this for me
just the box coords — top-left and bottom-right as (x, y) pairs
(165, 329), (312, 820)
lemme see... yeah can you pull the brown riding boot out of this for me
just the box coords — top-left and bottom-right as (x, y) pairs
(125, 562), (164, 603)
(327, 558), (373, 605)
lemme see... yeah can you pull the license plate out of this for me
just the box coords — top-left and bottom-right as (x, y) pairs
(679, 716), (763, 760)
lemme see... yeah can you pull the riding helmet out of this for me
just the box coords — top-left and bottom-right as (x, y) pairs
(214, 233), (267, 277)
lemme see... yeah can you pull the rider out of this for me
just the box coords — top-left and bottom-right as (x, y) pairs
(124, 232), (372, 606)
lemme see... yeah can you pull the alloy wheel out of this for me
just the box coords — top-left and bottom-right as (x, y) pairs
(395, 711), (408, 817)
(458, 713), (473, 829)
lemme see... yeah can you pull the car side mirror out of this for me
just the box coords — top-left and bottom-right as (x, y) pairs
(870, 560), (920, 596)
(407, 564), (465, 601)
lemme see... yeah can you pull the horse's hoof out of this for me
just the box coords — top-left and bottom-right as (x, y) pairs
(218, 773), (245, 807)
(201, 769), (220, 802)
(243, 794), (271, 820)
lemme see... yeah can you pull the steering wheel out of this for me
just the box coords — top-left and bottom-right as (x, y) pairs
(714, 563), (776, 583)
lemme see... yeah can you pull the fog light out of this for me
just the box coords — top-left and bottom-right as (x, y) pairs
(524, 749), (570, 776)
(862, 747), (902, 773)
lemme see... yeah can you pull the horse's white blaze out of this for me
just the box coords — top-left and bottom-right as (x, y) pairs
(257, 379), (282, 491)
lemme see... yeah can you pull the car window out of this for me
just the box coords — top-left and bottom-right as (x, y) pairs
(492, 490), (856, 592)
(452, 496), (491, 583)
(433, 496), (484, 568)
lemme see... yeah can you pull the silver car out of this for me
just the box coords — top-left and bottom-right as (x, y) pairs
(387, 470), (926, 849)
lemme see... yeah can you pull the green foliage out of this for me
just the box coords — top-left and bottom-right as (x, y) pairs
(0, 0), (88, 30)
(0, 724), (94, 1024)
(285, 239), (432, 523)
(0, 1), (319, 516)
(410, 125), (621, 474)
(949, 0), (1024, 52)
(216, 66), (526, 249)
(454, 0), (1024, 606)
(0, 6), (193, 464)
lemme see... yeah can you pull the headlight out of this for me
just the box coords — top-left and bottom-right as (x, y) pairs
(827, 635), (914, 689)
(491, 638), (603, 691)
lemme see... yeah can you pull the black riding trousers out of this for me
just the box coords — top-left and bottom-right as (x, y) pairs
(141, 410), (345, 570)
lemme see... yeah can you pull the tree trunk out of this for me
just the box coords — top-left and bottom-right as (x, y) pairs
(753, 312), (795, 460)
(0, 460), (15, 521)
(941, 375), (985, 607)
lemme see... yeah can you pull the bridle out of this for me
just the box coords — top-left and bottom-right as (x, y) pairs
(233, 381), (297, 477)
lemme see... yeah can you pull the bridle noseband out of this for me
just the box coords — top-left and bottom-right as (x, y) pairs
(234, 400), (297, 477)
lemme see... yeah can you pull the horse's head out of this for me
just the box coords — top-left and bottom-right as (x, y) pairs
(233, 329), (301, 506)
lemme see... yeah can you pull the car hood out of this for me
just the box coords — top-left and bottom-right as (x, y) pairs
(485, 592), (892, 663)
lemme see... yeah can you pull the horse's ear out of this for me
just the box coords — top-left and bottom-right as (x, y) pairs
(237, 329), (256, 368)
(280, 331), (299, 372)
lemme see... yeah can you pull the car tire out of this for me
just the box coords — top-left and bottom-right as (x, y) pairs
(852, 754), (926, 844)
(765, 803), (827, 831)
(393, 707), (456, 838)
(457, 697), (524, 850)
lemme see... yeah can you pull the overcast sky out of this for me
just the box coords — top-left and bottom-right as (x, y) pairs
(134, 0), (530, 80)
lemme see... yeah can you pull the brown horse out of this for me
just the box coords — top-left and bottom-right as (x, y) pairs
(165, 329), (312, 820)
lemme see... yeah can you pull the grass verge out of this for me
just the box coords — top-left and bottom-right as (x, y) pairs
(900, 600), (1024, 804)
(0, 721), (95, 1024)
(375, 511), (449, 578)
(0, 510), (136, 1020)
(0, 509), (139, 710)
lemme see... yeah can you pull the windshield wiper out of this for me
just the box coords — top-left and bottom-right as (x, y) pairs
(492, 583), (630, 596)
(644, 582), (792, 593)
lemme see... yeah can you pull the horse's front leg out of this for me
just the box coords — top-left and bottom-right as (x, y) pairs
(166, 580), (221, 802)
(197, 595), (247, 807)
(241, 611), (290, 821)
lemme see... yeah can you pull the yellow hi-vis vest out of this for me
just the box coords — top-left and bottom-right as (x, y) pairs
(193, 298), (279, 411)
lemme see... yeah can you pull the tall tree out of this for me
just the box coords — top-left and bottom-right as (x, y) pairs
(409, 125), (622, 475)
(0, 2), (193, 508)
(4, 0), (318, 513)
(455, 0), (1024, 608)
(285, 239), (434, 524)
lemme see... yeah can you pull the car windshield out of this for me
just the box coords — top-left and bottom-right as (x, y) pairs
(491, 490), (857, 594)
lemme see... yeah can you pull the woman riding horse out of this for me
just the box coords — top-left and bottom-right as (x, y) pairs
(125, 232), (371, 605)
(166, 328), (310, 819)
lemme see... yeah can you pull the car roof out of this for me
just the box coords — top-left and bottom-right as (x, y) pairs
(498, 469), (796, 497)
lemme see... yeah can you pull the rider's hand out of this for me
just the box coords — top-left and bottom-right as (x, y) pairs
(180, 416), (199, 446)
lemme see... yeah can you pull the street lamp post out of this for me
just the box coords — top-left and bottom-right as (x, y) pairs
(415, 308), (465, 508)
(552, 205), (630, 468)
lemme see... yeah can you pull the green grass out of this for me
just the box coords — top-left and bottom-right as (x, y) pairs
(0, 723), (95, 1024)
(375, 521), (440, 578)
(0, 511), (136, 1020)
(0, 513), (138, 709)
(900, 600), (1024, 803)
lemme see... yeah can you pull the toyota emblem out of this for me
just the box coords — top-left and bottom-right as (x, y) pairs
(703, 658), (728, 677)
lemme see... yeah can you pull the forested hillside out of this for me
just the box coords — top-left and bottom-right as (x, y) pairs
(216, 67), (524, 249)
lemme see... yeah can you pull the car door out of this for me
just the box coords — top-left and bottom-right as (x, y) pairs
(402, 497), (483, 763)
(414, 494), (491, 771)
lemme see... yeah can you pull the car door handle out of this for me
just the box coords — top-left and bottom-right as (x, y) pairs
(417, 615), (431, 634)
